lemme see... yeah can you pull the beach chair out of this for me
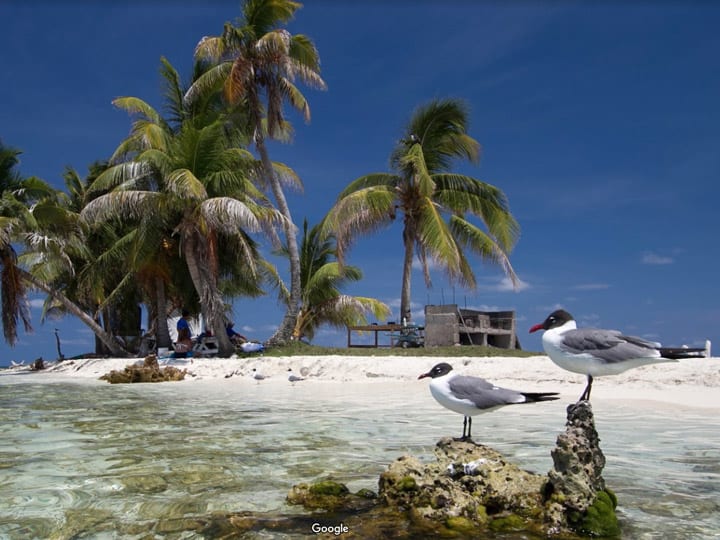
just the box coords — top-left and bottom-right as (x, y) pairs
(193, 336), (219, 357)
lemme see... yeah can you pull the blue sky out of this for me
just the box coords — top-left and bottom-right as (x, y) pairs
(1, 1), (719, 364)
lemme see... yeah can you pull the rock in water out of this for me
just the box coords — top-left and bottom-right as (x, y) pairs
(546, 400), (620, 536)
(378, 438), (548, 536)
(99, 354), (186, 383)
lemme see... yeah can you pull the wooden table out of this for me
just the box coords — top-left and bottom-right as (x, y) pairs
(347, 324), (424, 348)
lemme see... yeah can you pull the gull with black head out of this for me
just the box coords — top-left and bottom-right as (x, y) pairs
(287, 368), (305, 383)
(530, 309), (708, 401)
(418, 362), (559, 441)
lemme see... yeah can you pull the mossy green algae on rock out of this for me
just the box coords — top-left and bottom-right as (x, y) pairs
(572, 489), (620, 537)
(286, 480), (376, 512)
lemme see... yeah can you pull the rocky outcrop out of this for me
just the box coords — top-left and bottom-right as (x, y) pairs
(99, 354), (186, 384)
(378, 438), (548, 535)
(545, 400), (620, 536)
(284, 400), (619, 538)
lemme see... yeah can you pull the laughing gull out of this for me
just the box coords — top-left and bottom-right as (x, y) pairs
(529, 309), (707, 401)
(251, 368), (267, 382)
(287, 368), (305, 383)
(418, 362), (559, 441)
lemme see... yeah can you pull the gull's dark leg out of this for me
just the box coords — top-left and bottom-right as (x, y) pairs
(462, 416), (468, 439)
(467, 417), (472, 440)
(579, 374), (594, 402)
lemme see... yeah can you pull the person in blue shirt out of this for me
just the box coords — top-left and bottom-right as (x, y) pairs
(226, 322), (247, 345)
(175, 309), (193, 353)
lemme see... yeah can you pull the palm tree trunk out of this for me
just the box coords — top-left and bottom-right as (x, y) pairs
(182, 231), (234, 357)
(153, 276), (172, 348)
(400, 224), (415, 323)
(255, 134), (301, 347)
(19, 269), (130, 357)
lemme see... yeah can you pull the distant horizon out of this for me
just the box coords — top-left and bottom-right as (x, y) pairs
(1, 1), (719, 365)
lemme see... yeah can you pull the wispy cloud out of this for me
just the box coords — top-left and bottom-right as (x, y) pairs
(412, 258), (442, 272)
(478, 276), (530, 292)
(641, 251), (674, 265)
(572, 283), (611, 291)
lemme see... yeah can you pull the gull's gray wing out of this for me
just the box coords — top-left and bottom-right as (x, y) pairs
(448, 375), (525, 409)
(560, 328), (660, 363)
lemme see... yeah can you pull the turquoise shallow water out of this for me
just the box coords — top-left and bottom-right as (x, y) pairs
(0, 374), (718, 539)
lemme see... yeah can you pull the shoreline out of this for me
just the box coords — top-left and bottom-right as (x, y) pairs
(2, 353), (719, 410)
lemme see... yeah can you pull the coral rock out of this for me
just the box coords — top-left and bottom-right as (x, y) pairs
(99, 354), (186, 384)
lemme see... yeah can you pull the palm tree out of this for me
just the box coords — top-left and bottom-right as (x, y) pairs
(18, 166), (128, 357)
(189, 0), (326, 346)
(0, 142), (68, 345)
(323, 98), (520, 322)
(278, 219), (390, 342)
(83, 64), (282, 356)
(5, 156), (131, 356)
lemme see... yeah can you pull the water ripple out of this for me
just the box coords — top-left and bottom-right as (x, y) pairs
(0, 379), (718, 539)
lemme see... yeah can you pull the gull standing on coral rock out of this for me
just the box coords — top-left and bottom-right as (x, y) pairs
(529, 309), (708, 401)
(418, 362), (559, 441)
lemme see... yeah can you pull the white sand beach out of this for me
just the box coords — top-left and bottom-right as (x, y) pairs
(4, 353), (719, 409)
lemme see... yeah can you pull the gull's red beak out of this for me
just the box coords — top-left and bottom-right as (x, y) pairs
(418, 372), (430, 379)
(529, 323), (544, 334)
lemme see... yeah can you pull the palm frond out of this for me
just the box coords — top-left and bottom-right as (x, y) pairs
(322, 186), (396, 259)
(416, 200), (461, 274)
(165, 169), (207, 201)
(82, 191), (160, 224)
(88, 162), (153, 194)
(278, 77), (310, 121)
(184, 62), (233, 110)
(159, 56), (187, 127)
(113, 97), (163, 125)
(400, 143), (435, 196)
(433, 174), (519, 251)
(200, 197), (262, 234)
(289, 34), (324, 78)
(449, 215), (518, 288)
(244, 0), (301, 35)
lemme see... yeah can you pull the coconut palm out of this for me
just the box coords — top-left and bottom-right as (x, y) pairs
(277, 219), (390, 342)
(83, 80), (282, 356)
(0, 142), (67, 345)
(189, 0), (326, 346)
(0, 152), (131, 356)
(19, 164), (139, 357)
(323, 98), (520, 322)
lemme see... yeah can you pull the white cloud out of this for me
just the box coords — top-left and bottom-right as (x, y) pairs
(492, 276), (530, 292)
(411, 258), (442, 272)
(572, 283), (611, 291)
(641, 252), (674, 265)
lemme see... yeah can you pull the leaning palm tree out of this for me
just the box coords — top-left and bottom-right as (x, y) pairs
(189, 0), (326, 346)
(2, 144), (139, 357)
(323, 98), (520, 322)
(277, 219), (390, 342)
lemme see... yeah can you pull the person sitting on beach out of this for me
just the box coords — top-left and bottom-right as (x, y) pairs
(226, 322), (247, 345)
(174, 310), (193, 353)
